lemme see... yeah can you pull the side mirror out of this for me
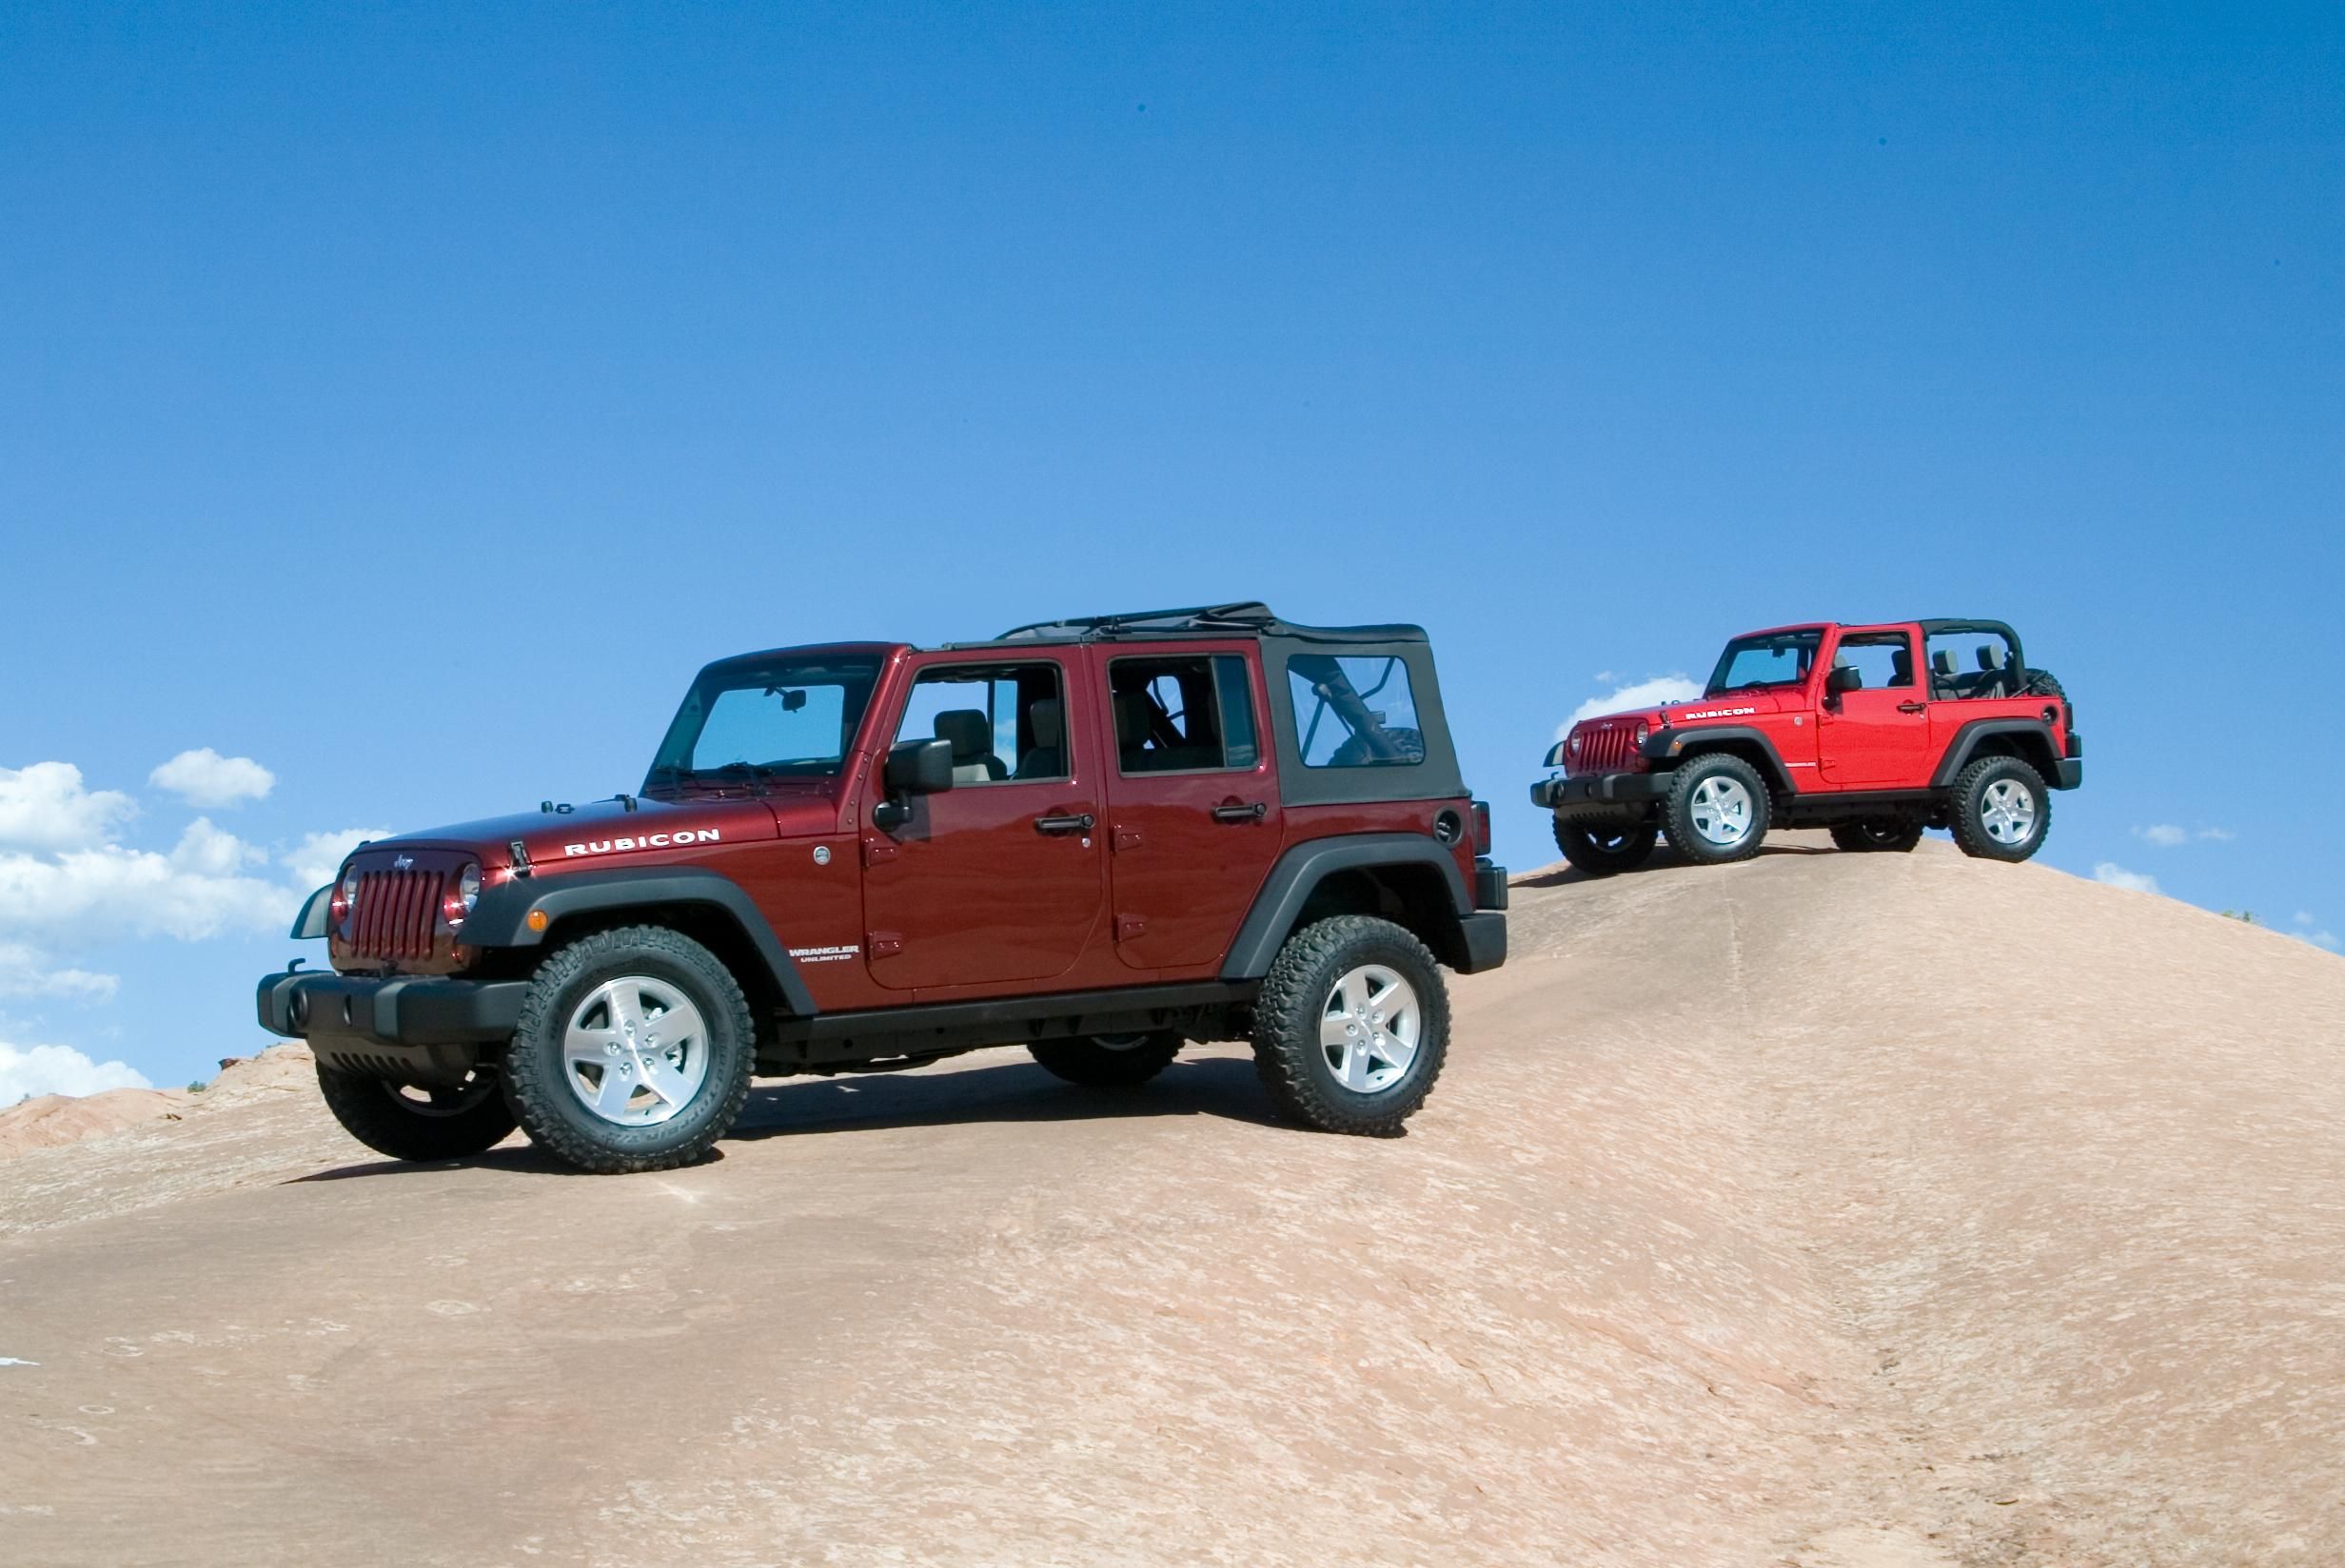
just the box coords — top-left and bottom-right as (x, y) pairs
(1825, 665), (1863, 696)
(885, 737), (956, 795)
(873, 738), (954, 832)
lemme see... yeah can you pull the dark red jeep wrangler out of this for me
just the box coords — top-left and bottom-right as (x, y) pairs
(260, 604), (1507, 1172)
(1532, 619), (2080, 875)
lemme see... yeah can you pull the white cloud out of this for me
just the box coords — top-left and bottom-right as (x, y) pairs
(1, 1037), (151, 1103)
(2093, 862), (2161, 895)
(2196, 827), (2236, 842)
(0, 763), (137, 852)
(2137, 824), (2188, 848)
(1561, 675), (1705, 734)
(284, 827), (391, 891)
(2296, 929), (2341, 951)
(0, 942), (118, 1002)
(0, 819), (297, 942)
(2296, 911), (2317, 927)
(149, 748), (275, 808)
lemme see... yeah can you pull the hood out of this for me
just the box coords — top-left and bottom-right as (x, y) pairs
(1571, 688), (1803, 737)
(353, 793), (810, 878)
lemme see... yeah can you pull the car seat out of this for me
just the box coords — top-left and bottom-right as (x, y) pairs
(1014, 698), (1065, 780)
(934, 710), (1006, 783)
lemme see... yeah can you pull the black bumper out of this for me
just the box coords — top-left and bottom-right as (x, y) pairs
(1529, 772), (1669, 813)
(2055, 758), (2083, 791)
(256, 970), (527, 1084)
(1454, 911), (1508, 974)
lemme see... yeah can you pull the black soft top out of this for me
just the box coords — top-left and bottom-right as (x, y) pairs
(986, 601), (1428, 647)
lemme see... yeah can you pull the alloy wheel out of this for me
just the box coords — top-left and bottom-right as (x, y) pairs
(1980, 778), (2038, 845)
(1319, 965), (1422, 1093)
(562, 976), (713, 1127)
(1688, 776), (1756, 848)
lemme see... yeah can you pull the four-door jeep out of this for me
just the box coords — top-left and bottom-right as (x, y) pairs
(1532, 619), (2080, 875)
(259, 603), (1508, 1172)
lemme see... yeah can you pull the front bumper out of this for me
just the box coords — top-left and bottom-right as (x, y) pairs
(1529, 771), (1668, 813)
(256, 969), (526, 1084)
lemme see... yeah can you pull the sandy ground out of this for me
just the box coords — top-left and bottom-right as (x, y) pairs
(2, 834), (2340, 1566)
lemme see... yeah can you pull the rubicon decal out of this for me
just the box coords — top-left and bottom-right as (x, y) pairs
(1676, 706), (1758, 722)
(562, 830), (722, 857)
(787, 944), (860, 964)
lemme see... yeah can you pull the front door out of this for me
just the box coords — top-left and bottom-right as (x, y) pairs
(1817, 625), (1935, 789)
(860, 656), (1105, 990)
(1094, 646), (1285, 970)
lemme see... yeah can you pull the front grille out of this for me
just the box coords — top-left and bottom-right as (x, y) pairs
(1569, 723), (1643, 776)
(348, 869), (444, 962)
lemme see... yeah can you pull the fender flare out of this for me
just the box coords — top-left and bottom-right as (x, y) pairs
(1930, 719), (2061, 789)
(1646, 725), (1798, 795)
(1220, 833), (1471, 980)
(462, 867), (817, 1015)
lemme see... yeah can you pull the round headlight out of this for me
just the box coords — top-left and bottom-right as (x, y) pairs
(458, 863), (482, 913)
(1567, 732), (1582, 755)
(1633, 720), (1649, 746)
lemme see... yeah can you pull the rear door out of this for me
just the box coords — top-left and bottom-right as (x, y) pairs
(1094, 645), (1284, 970)
(859, 655), (1106, 990)
(1817, 625), (1935, 789)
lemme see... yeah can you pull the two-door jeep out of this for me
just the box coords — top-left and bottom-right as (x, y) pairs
(1532, 618), (2080, 874)
(260, 604), (1508, 1172)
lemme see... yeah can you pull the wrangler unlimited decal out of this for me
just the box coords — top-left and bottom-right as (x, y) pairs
(562, 830), (723, 857)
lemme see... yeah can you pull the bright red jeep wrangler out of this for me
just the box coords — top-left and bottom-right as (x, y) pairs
(259, 604), (1507, 1172)
(1532, 619), (2080, 875)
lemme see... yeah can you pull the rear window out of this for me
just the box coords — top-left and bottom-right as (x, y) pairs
(1286, 655), (1424, 769)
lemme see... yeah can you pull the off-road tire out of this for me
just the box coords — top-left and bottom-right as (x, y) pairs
(316, 1064), (517, 1162)
(1947, 755), (2051, 863)
(2021, 667), (2065, 699)
(502, 925), (756, 1174)
(1029, 1032), (1182, 1088)
(1251, 915), (1448, 1137)
(1552, 814), (1660, 876)
(1829, 818), (1923, 853)
(1663, 754), (1771, 865)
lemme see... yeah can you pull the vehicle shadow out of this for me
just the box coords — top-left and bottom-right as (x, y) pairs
(727, 1052), (1282, 1141)
(1512, 838), (1834, 890)
(289, 1053), (1283, 1183)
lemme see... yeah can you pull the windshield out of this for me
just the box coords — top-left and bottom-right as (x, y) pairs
(645, 655), (882, 788)
(1706, 631), (1822, 696)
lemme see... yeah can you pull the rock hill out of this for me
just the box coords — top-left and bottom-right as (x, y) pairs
(3, 834), (2339, 1566)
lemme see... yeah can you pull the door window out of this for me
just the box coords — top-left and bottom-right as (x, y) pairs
(1109, 655), (1259, 774)
(1285, 655), (1424, 769)
(894, 662), (1069, 783)
(1829, 632), (1917, 693)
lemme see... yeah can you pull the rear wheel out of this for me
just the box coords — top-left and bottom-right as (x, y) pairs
(1251, 915), (1448, 1136)
(316, 1064), (517, 1163)
(1948, 755), (2050, 862)
(1029, 1031), (1181, 1088)
(1829, 818), (1923, 853)
(1552, 814), (1659, 876)
(1663, 754), (1770, 865)
(502, 926), (756, 1173)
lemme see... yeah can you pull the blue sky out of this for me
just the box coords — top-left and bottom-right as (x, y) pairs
(3, 2), (2339, 1096)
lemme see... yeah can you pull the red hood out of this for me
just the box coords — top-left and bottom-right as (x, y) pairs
(354, 787), (841, 878)
(1571, 688), (1803, 737)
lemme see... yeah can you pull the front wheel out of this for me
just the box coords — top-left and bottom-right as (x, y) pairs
(1948, 756), (2051, 862)
(1663, 754), (1771, 865)
(1829, 818), (1923, 853)
(1552, 814), (1659, 876)
(502, 926), (757, 1173)
(1251, 915), (1448, 1136)
(1029, 1032), (1181, 1088)
(316, 1065), (517, 1162)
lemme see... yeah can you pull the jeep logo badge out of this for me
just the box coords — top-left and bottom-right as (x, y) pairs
(393, 854), (414, 871)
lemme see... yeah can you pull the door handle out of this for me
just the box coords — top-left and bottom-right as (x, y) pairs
(1212, 801), (1268, 823)
(1897, 701), (1927, 715)
(1034, 813), (1095, 834)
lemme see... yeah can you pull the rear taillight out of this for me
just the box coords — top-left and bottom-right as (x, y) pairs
(1470, 800), (1492, 855)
